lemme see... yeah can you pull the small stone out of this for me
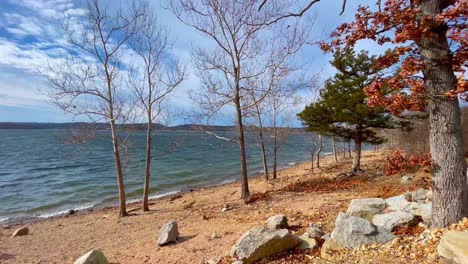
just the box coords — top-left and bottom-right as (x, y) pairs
(157, 221), (179, 246)
(221, 207), (231, 212)
(232, 261), (244, 264)
(211, 232), (221, 239)
(305, 224), (325, 238)
(73, 249), (108, 264)
(298, 234), (319, 250)
(266, 214), (288, 229)
(411, 189), (429, 202)
(400, 175), (413, 184)
(12, 226), (29, 237)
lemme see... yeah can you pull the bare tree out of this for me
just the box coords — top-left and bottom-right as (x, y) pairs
(243, 19), (311, 181)
(332, 137), (338, 162)
(169, 0), (308, 199)
(128, 3), (186, 211)
(45, 0), (145, 217)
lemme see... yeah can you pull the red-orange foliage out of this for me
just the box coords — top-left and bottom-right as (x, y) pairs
(320, 0), (467, 114)
(385, 149), (432, 175)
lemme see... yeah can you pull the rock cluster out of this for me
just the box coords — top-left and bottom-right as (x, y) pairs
(322, 189), (434, 259)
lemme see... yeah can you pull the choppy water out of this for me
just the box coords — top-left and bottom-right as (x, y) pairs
(0, 129), (331, 224)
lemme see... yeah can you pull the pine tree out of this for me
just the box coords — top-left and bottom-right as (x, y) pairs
(298, 49), (410, 173)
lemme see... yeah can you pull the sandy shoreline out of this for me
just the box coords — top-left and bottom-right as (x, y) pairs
(0, 154), (323, 228)
(1, 150), (416, 264)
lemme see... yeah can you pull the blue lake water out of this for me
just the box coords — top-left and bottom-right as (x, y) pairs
(0, 129), (331, 223)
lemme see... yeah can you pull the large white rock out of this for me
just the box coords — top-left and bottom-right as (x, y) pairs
(408, 202), (432, 224)
(385, 195), (411, 212)
(157, 221), (179, 246)
(266, 214), (288, 229)
(230, 227), (301, 264)
(73, 249), (108, 264)
(438, 231), (468, 264)
(331, 212), (395, 248)
(372, 211), (416, 231)
(346, 198), (386, 221)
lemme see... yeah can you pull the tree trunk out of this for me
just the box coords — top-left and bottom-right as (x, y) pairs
(235, 93), (250, 199)
(257, 120), (268, 181)
(342, 141), (346, 157)
(316, 135), (322, 168)
(273, 131), (278, 179)
(142, 116), (152, 212)
(332, 138), (338, 162)
(110, 120), (127, 217)
(348, 140), (352, 158)
(419, 0), (468, 227)
(310, 149), (314, 173)
(351, 136), (361, 174)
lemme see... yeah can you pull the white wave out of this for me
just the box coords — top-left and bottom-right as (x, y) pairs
(37, 203), (96, 219)
(288, 162), (296, 166)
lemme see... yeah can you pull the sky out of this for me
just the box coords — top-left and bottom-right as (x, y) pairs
(0, 0), (380, 125)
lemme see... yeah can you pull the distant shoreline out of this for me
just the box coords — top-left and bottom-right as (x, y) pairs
(0, 122), (306, 132)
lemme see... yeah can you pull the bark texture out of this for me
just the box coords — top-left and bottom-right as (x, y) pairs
(418, 0), (468, 227)
(352, 137), (361, 174)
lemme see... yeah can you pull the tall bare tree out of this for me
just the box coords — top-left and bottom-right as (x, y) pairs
(128, 3), (186, 211)
(244, 19), (311, 181)
(45, 0), (145, 217)
(169, 0), (306, 199)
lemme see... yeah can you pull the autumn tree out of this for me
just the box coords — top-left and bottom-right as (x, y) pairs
(45, 0), (145, 217)
(298, 49), (411, 173)
(128, 3), (186, 211)
(316, 0), (468, 227)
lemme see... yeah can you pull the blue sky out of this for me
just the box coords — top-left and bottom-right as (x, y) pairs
(0, 0), (379, 124)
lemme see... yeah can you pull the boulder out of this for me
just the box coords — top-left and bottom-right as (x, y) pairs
(73, 249), (108, 264)
(157, 221), (179, 246)
(438, 231), (468, 264)
(346, 198), (386, 221)
(331, 212), (395, 248)
(372, 211), (416, 231)
(266, 215), (288, 229)
(298, 234), (319, 250)
(230, 227), (301, 264)
(385, 195), (411, 212)
(408, 202), (432, 224)
(11, 226), (29, 237)
(320, 238), (344, 260)
(411, 188), (429, 202)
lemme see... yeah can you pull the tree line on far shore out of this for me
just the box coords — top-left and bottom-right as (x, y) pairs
(44, 0), (468, 229)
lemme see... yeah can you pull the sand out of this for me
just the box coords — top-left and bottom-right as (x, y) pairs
(0, 150), (416, 264)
